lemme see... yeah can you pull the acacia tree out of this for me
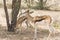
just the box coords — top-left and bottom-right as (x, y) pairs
(11, 0), (21, 32)
(3, 0), (21, 32)
(3, 0), (10, 31)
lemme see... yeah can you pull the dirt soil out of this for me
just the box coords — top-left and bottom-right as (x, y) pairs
(0, 26), (60, 40)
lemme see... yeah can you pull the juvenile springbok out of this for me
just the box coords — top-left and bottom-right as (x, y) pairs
(15, 16), (27, 32)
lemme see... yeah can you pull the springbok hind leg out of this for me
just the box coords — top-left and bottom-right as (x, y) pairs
(47, 33), (51, 40)
(47, 24), (56, 40)
(47, 32), (55, 40)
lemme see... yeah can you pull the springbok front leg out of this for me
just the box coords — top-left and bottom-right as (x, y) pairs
(33, 23), (38, 40)
(15, 22), (22, 33)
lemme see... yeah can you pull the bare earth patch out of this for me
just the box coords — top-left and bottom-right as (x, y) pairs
(0, 26), (60, 40)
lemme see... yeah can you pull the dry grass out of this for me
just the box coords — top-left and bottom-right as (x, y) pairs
(0, 25), (60, 40)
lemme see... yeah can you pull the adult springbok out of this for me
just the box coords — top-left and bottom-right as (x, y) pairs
(16, 9), (55, 40)
(22, 10), (55, 40)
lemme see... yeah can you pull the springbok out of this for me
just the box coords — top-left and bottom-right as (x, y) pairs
(23, 10), (55, 40)
(16, 16), (27, 32)
(24, 10), (52, 27)
(16, 9), (55, 40)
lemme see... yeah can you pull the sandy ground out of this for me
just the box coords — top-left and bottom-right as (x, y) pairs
(0, 26), (60, 40)
(0, 8), (60, 40)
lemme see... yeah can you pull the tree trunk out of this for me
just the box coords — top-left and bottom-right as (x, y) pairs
(3, 0), (21, 32)
(10, 0), (21, 32)
(3, 0), (11, 31)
